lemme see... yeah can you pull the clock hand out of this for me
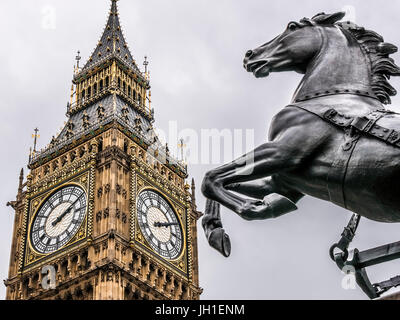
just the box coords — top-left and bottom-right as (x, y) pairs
(52, 196), (82, 227)
(52, 207), (73, 226)
(154, 222), (179, 228)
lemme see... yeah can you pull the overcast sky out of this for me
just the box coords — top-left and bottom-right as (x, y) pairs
(2, 0), (400, 300)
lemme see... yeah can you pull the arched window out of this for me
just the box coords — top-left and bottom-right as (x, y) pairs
(128, 86), (131, 97)
(100, 80), (104, 91)
(98, 138), (103, 152)
(93, 83), (97, 95)
(123, 139), (128, 153)
(105, 76), (109, 87)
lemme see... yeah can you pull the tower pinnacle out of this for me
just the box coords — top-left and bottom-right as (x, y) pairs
(32, 128), (39, 153)
(75, 50), (81, 70)
(79, 0), (139, 75)
(144, 56), (149, 74)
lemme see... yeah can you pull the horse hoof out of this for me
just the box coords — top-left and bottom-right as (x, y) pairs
(208, 228), (231, 257)
(263, 193), (298, 218)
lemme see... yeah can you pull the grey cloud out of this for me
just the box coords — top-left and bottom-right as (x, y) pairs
(1, 0), (400, 300)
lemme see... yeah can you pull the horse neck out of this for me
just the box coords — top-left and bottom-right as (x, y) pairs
(292, 26), (375, 103)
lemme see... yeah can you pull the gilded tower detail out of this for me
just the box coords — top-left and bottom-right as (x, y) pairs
(5, 0), (202, 300)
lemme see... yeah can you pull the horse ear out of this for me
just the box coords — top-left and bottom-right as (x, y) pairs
(312, 12), (346, 25)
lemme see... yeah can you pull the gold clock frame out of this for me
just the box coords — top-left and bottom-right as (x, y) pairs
(133, 174), (189, 276)
(24, 171), (91, 268)
(135, 187), (187, 261)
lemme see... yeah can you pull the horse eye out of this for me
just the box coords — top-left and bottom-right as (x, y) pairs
(287, 23), (298, 31)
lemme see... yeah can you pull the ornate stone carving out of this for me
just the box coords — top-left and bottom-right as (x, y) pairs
(6, 0), (200, 301)
(122, 213), (127, 224)
(82, 111), (90, 129)
(97, 104), (105, 120)
(96, 211), (102, 222)
(103, 208), (109, 219)
(104, 184), (110, 193)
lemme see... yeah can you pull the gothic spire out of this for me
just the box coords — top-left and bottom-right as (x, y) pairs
(18, 168), (24, 193)
(81, 0), (139, 74)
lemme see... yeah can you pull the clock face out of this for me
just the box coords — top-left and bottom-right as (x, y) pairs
(30, 185), (87, 254)
(137, 190), (184, 260)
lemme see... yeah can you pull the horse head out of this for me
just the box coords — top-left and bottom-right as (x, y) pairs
(244, 12), (345, 78)
(243, 12), (400, 104)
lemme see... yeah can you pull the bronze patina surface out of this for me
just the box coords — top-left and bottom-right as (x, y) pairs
(201, 12), (400, 298)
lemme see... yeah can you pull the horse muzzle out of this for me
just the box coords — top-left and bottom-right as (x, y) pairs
(244, 59), (271, 78)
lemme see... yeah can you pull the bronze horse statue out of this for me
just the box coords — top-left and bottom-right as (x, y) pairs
(201, 12), (400, 298)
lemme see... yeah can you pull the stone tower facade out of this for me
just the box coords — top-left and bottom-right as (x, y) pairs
(4, 0), (202, 300)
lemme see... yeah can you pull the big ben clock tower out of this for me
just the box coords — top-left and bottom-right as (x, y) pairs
(4, 0), (202, 300)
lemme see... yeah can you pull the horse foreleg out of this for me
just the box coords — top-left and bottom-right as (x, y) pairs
(226, 176), (304, 218)
(226, 176), (304, 202)
(202, 199), (231, 257)
(226, 177), (274, 199)
(202, 142), (302, 218)
(202, 142), (304, 257)
(203, 177), (303, 257)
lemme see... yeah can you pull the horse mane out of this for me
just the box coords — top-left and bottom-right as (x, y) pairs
(300, 12), (400, 104)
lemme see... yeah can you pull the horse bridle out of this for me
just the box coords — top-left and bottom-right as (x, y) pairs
(293, 90), (380, 104)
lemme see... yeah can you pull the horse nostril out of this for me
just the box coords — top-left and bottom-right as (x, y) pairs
(245, 50), (254, 58)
